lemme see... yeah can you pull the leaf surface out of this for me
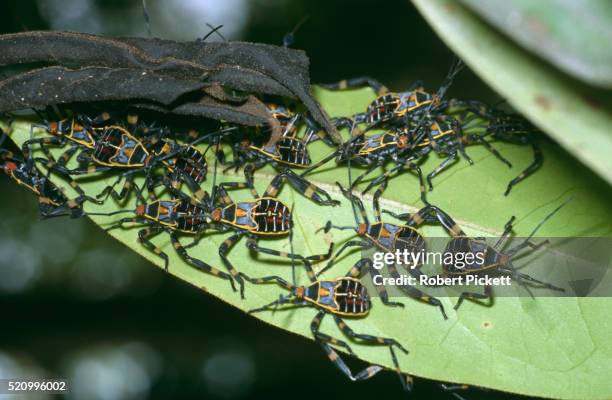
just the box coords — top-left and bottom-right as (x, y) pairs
(5, 86), (612, 399)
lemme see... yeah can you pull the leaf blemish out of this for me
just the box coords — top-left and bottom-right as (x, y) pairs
(483, 321), (492, 329)
(534, 95), (551, 111)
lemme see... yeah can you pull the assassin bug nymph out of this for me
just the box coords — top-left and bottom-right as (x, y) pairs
(241, 258), (411, 391)
(318, 179), (449, 319)
(35, 125), (237, 205)
(88, 186), (237, 292)
(219, 105), (339, 207)
(319, 59), (464, 129)
(191, 174), (334, 298)
(1, 129), (102, 218)
(425, 200), (569, 310)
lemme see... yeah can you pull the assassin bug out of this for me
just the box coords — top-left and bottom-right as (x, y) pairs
(317, 172), (448, 319)
(301, 61), (464, 194)
(300, 119), (428, 196)
(37, 125), (236, 204)
(355, 113), (515, 194)
(183, 146), (334, 298)
(320, 59), (464, 129)
(88, 185), (237, 292)
(193, 174), (334, 298)
(22, 111), (114, 173)
(1, 129), (102, 218)
(455, 101), (543, 195)
(219, 104), (338, 207)
(426, 200), (568, 310)
(241, 258), (411, 391)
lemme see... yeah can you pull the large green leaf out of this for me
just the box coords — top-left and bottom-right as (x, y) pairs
(412, 0), (612, 188)
(4, 86), (612, 399)
(458, 0), (612, 88)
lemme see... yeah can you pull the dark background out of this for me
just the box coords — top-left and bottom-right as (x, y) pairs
(0, 0), (532, 399)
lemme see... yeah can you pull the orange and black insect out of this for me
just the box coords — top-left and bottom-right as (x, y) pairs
(225, 103), (327, 169)
(220, 103), (338, 206)
(38, 125), (236, 204)
(242, 257), (410, 392)
(318, 178), (448, 319)
(195, 172), (334, 298)
(1, 129), (101, 218)
(320, 59), (464, 129)
(427, 200), (568, 310)
(89, 192), (236, 292)
(447, 100), (543, 195)
(22, 111), (114, 173)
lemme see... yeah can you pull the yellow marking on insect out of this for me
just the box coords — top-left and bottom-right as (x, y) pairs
(127, 115), (138, 125)
(377, 86), (389, 96)
(451, 224), (463, 237)
(304, 185), (315, 198)
(412, 213), (423, 224)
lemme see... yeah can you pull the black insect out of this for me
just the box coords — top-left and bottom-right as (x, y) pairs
(353, 114), (513, 194)
(34, 124), (235, 204)
(448, 100), (544, 195)
(1, 129), (101, 218)
(242, 257), (411, 392)
(90, 194), (236, 292)
(428, 200), (568, 310)
(182, 166), (334, 298)
(225, 103), (328, 170)
(319, 59), (464, 129)
(22, 111), (113, 172)
(318, 177), (448, 319)
(300, 61), (464, 194)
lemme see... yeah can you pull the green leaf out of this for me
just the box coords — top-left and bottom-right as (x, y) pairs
(458, 0), (612, 88)
(412, 0), (612, 188)
(4, 86), (612, 399)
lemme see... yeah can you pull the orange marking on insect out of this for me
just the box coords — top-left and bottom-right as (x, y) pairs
(4, 161), (17, 173)
(357, 223), (367, 235)
(48, 122), (59, 134)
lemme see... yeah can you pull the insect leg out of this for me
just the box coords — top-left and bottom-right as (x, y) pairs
(168, 232), (236, 292)
(219, 232), (246, 298)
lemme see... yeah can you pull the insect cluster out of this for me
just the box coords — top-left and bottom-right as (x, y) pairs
(1, 36), (567, 396)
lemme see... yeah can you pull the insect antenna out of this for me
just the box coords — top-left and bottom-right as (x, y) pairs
(283, 15), (310, 48)
(201, 24), (226, 42)
(507, 197), (573, 257)
(289, 202), (297, 285)
(141, 0), (152, 37)
(210, 132), (220, 210)
(86, 209), (134, 217)
(411, 58), (465, 146)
